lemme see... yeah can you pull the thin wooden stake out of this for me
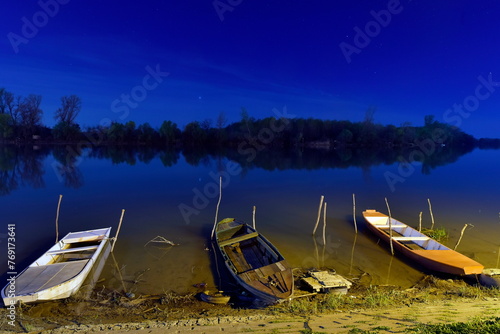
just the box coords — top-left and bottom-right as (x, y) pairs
(497, 212), (500, 268)
(418, 211), (422, 232)
(312, 195), (324, 235)
(386, 254), (394, 285)
(428, 198), (435, 230)
(322, 202), (327, 246)
(349, 233), (358, 275)
(454, 223), (472, 251)
(111, 252), (127, 293)
(252, 206), (256, 230)
(55, 194), (63, 243)
(211, 176), (223, 239)
(112, 209), (125, 252)
(352, 193), (358, 234)
(384, 197), (394, 255)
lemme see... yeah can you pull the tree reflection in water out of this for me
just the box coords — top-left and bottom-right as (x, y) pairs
(0, 144), (481, 196)
(0, 146), (49, 195)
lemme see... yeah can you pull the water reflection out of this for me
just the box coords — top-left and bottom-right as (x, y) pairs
(0, 144), (480, 195)
(89, 146), (180, 166)
(2, 144), (499, 296)
(52, 145), (84, 188)
(0, 145), (49, 195)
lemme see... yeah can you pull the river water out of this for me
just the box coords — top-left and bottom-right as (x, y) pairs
(1, 145), (499, 296)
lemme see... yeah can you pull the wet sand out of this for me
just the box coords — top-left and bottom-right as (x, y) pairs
(43, 299), (500, 334)
(1, 276), (499, 334)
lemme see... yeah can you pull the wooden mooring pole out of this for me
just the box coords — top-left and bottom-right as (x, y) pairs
(55, 194), (63, 243)
(384, 197), (394, 256)
(252, 206), (256, 230)
(454, 223), (472, 251)
(428, 198), (435, 230)
(352, 193), (358, 234)
(112, 209), (125, 252)
(312, 195), (324, 235)
(418, 211), (422, 232)
(211, 176), (223, 239)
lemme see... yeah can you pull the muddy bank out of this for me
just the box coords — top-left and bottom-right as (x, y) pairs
(1, 275), (499, 333)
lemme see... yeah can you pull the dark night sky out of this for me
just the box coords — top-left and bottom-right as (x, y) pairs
(2, 0), (500, 137)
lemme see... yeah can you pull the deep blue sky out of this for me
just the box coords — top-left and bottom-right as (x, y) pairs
(2, 0), (499, 137)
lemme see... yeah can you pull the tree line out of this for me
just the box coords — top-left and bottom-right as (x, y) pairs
(1, 88), (497, 149)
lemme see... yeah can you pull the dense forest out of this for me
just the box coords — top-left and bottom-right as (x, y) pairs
(0, 88), (499, 150)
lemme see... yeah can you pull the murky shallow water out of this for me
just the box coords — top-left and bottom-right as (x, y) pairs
(1, 146), (499, 296)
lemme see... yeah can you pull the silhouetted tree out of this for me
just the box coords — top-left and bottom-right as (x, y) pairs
(52, 122), (81, 141)
(183, 121), (206, 146)
(18, 94), (43, 138)
(159, 120), (180, 146)
(55, 95), (81, 124)
(0, 114), (14, 139)
(137, 123), (157, 143)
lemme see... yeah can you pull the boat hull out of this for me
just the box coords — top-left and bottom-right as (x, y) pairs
(2, 228), (111, 306)
(215, 218), (293, 304)
(363, 210), (483, 276)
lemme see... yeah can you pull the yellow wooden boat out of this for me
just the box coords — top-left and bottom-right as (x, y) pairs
(363, 210), (483, 275)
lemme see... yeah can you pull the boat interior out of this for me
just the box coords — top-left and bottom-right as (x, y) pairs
(219, 225), (282, 274)
(370, 217), (449, 251)
(50, 240), (102, 263)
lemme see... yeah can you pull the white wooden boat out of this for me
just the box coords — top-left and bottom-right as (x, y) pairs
(215, 218), (293, 304)
(363, 210), (483, 275)
(2, 227), (111, 305)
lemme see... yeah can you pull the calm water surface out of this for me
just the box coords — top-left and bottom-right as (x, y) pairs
(1, 146), (499, 296)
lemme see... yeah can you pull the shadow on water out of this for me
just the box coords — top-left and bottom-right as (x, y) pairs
(0, 144), (479, 195)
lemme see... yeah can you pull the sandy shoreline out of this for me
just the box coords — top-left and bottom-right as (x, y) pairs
(1, 276), (499, 333)
(25, 298), (500, 333)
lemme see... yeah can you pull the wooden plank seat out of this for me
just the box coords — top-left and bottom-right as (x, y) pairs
(219, 232), (259, 247)
(47, 245), (98, 255)
(392, 237), (429, 241)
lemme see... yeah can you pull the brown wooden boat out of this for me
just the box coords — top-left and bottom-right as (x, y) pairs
(362, 210), (483, 275)
(214, 218), (293, 303)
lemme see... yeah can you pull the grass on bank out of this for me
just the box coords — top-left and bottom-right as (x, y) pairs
(271, 278), (500, 316)
(406, 316), (500, 334)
